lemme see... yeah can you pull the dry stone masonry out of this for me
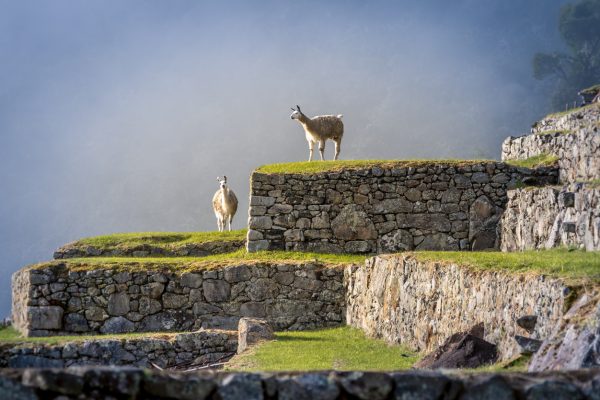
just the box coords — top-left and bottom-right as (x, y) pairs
(502, 104), (600, 184)
(247, 162), (557, 253)
(0, 330), (236, 369)
(345, 254), (567, 360)
(2, 367), (600, 400)
(11, 262), (345, 337)
(501, 183), (600, 251)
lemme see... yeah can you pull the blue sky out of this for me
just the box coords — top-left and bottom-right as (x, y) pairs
(0, 0), (569, 317)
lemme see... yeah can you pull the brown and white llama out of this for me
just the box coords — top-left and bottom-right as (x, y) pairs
(290, 105), (344, 161)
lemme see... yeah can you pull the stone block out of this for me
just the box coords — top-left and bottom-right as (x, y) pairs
(237, 317), (275, 354)
(203, 280), (231, 302)
(28, 306), (63, 330)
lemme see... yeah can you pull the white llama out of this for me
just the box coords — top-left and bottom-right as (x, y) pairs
(212, 176), (238, 232)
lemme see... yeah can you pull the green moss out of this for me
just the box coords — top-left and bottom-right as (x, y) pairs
(580, 84), (600, 95)
(0, 326), (185, 345)
(505, 153), (559, 169)
(411, 249), (600, 283)
(255, 159), (493, 175)
(226, 326), (419, 371)
(68, 230), (247, 251)
(28, 249), (366, 273)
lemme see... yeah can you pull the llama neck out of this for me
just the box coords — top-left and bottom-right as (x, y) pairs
(221, 187), (231, 206)
(298, 113), (312, 126)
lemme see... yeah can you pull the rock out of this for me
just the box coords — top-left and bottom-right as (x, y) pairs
(100, 317), (135, 334)
(525, 380), (585, 400)
(181, 273), (203, 288)
(516, 315), (538, 332)
(336, 371), (392, 400)
(63, 313), (89, 332)
(28, 306), (63, 330)
(139, 297), (162, 315)
(344, 241), (371, 253)
(278, 373), (339, 400)
(246, 279), (278, 302)
(249, 216), (273, 230)
(378, 229), (414, 252)
(162, 293), (187, 309)
(373, 198), (413, 214)
(8, 356), (64, 368)
(0, 374), (39, 400)
(514, 335), (542, 355)
(461, 375), (516, 400)
(22, 369), (84, 395)
(140, 313), (178, 331)
(201, 316), (240, 330)
(414, 328), (498, 369)
(469, 195), (501, 250)
(237, 317), (275, 354)
(331, 205), (377, 240)
(143, 373), (215, 400)
(216, 373), (264, 400)
(83, 367), (144, 397)
(415, 233), (458, 251)
(224, 266), (252, 283)
(108, 293), (130, 316)
(203, 280), (231, 302)
(392, 371), (458, 400)
(141, 282), (165, 299)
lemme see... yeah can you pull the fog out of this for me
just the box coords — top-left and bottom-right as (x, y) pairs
(0, 0), (569, 317)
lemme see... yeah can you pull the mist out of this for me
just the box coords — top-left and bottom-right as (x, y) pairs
(0, 0), (570, 317)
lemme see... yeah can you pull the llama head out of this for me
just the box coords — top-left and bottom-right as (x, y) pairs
(290, 105), (303, 120)
(217, 176), (228, 189)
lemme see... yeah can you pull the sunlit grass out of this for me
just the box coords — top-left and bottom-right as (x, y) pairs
(226, 326), (419, 371)
(505, 153), (559, 169)
(411, 249), (600, 283)
(255, 159), (493, 174)
(30, 249), (366, 272)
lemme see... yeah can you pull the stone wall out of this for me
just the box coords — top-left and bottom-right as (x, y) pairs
(11, 262), (345, 337)
(345, 254), (567, 360)
(247, 162), (557, 254)
(501, 104), (599, 184)
(0, 330), (236, 369)
(53, 239), (244, 259)
(500, 183), (600, 251)
(2, 367), (600, 400)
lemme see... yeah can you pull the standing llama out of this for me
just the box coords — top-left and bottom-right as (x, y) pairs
(290, 105), (344, 161)
(212, 176), (238, 232)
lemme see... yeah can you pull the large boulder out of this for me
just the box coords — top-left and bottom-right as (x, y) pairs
(414, 324), (498, 369)
(331, 205), (377, 241)
(237, 318), (275, 354)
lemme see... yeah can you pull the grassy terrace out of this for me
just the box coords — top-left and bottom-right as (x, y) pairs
(544, 102), (599, 119)
(61, 229), (247, 251)
(226, 327), (418, 371)
(505, 153), (559, 169)
(255, 159), (492, 174)
(0, 326), (186, 345)
(30, 249), (367, 272)
(412, 249), (600, 283)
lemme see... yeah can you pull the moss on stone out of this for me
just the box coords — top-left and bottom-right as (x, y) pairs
(255, 159), (494, 175)
(505, 153), (559, 169)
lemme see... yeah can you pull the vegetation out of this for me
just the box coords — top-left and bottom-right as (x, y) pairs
(534, 129), (573, 136)
(226, 326), (418, 371)
(256, 159), (492, 174)
(532, 0), (600, 109)
(31, 249), (366, 272)
(66, 230), (247, 250)
(505, 153), (559, 169)
(412, 249), (600, 283)
(544, 102), (599, 119)
(0, 326), (182, 345)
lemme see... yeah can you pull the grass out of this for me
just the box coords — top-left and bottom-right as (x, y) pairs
(30, 249), (367, 273)
(255, 159), (493, 174)
(544, 102), (599, 119)
(226, 326), (419, 371)
(580, 84), (600, 95)
(0, 326), (186, 345)
(411, 249), (600, 283)
(65, 230), (247, 250)
(505, 153), (559, 169)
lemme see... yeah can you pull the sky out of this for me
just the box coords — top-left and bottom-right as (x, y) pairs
(0, 0), (570, 317)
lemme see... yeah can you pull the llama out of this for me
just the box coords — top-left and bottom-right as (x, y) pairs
(290, 105), (344, 161)
(212, 176), (238, 232)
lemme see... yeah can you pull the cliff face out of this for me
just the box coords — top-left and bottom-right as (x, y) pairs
(345, 254), (567, 361)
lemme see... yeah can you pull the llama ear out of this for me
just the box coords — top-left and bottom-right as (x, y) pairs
(291, 107), (295, 111)
(296, 105), (301, 113)
(223, 176), (227, 182)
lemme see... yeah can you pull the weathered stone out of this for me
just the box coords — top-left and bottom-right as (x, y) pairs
(203, 280), (231, 302)
(249, 216), (273, 230)
(22, 369), (84, 395)
(344, 241), (371, 253)
(144, 373), (216, 400)
(525, 381), (585, 400)
(516, 315), (538, 332)
(514, 335), (542, 354)
(139, 297), (162, 315)
(415, 233), (457, 250)
(237, 317), (275, 354)
(373, 198), (413, 214)
(331, 205), (377, 240)
(398, 214), (451, 232)
(461, 376), (516, 400)
(28, 306), (63, 330)
(64, 313), (89, 332)
(0, 374), (39, 400)
(469, 195), (501, 250)
(217, 374), (264, 400)
(392, 372), (454, 400)
(100, 317), (135, 334)
(278, 373), (339, 400)
(181, 273), (202, 288)
(108, 293), (130, 316)
(163, 293), (187, 309)
(141, 282), (165, 299)
(224, 266), (252, 283)
(246, 279), (278, 302)
(337, 371), (392, 400)
(85, 306), (108, 322)
(378, 230), (414, 252)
